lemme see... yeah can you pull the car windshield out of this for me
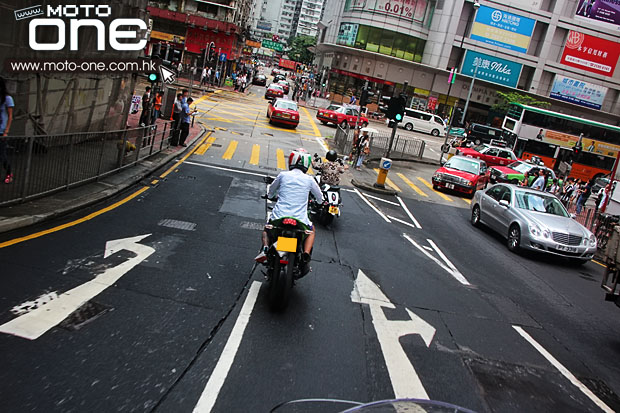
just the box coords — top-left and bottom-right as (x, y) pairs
(514, 190), (568, 217)
(473, 145), (487, 153)
(276, 101), (297, 111)
(508, 161), (532, 173)
(445, 158), (480, 174)
(270, 85), (283, 91)
(326, 105), (342, 111)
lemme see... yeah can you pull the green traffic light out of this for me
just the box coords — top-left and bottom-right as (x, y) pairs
(148, 73), (157, 82)
(395, 113), (402, 121)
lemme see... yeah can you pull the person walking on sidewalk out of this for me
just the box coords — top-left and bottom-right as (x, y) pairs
(152, 91), (163, 124)
(200, 67), (207, 86)
(170, 92), (183, 146)
(139, 86), (152, 126)
(0, 77), (15, 184)
(355, 131), (370, 170)
(179, 97), (197, 147)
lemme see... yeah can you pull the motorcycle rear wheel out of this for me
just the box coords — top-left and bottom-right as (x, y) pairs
(268, 252), (295, 311)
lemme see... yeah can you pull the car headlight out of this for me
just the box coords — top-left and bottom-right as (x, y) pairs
(589, 234), (597, 247)
(529, 225), (541, 237)
(433, 172), (444, 180)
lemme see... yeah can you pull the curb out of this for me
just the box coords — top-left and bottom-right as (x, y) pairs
(351, 179), (397, 196)
(368, 157), (440, 167)
(0, 125), (208, 235)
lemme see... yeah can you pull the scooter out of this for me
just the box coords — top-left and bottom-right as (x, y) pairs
(309, 155), (343, 225)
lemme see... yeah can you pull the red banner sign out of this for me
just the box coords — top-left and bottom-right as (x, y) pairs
(185, 27), (235, 58)
(560, 31), (620, 77)
(279, 58), (297, 69)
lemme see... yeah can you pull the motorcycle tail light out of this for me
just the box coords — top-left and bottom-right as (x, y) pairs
(282, 218), (297, 226)
(279, 260), (289, 265)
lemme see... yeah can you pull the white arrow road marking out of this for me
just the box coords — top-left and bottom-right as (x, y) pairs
(0, 234), (155, 340)
(513, 326), (614, 413)
(351, 270), (436, 399)
(193, 281), (262, 413)
(403, 234), (471, 286)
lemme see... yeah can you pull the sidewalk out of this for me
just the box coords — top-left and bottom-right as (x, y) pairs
(0, 112), (207, 235)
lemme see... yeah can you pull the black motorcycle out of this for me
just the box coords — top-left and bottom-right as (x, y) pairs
(260, 176), (312, 310)
(309, 155), (342, 225)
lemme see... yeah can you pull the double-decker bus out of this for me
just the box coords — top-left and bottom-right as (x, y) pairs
(502, 103), (620, 181)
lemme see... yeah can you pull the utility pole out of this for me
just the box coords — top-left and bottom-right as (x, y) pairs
(354, 80), (369, 130)
(461, 62), (479, 125)
(440, 68), (457, 163)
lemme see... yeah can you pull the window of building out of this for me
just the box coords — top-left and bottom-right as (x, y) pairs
(379, 30), (394, 55)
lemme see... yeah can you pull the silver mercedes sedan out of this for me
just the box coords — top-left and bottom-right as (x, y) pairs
(470, 184), (597, 264)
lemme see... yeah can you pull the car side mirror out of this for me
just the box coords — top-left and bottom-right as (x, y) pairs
(499, 200), (510, 208)
(570, 213), (576, 219)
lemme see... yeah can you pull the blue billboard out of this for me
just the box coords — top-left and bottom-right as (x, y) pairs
(471, 6), (536, 53)
(550, 75), (607, 110)
(462, 51), (522, 88)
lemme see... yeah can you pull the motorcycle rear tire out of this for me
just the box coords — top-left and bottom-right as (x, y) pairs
(323, 213), (334, 225)
(268, 252), (295, 311)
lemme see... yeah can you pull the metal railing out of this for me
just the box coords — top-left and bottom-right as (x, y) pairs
(0, 121), (175, 206)
(333, 126), (426, 160)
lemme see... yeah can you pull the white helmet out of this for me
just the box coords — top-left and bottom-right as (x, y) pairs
(288, 148), (312, 173)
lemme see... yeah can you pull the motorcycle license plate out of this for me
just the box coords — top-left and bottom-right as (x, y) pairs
(556, 244), (577, 253)
(329, 206), (339, 214)
(276, 237), (297, 252)
(446, 183), (455, 189)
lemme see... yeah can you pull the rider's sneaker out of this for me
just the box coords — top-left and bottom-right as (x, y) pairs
(255, 247), (268, 263)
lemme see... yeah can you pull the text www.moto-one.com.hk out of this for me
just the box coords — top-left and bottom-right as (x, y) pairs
(6, 59), (157, 73)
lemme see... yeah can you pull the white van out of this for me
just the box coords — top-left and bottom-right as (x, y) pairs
(401, 109), (446, 137)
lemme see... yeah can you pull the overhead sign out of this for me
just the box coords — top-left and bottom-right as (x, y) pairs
(245, 40), (261, 48)
(471, 5), (536, 53)
(261, 39), (284, 52)
(575, 0), (620, 29)
(462, 50), (522, 88)
(279, 58), (297, 69)
(219, 53), (227, 62)
(337, 23), (359, 47)
(560, 31), (620, 77)
(150, 30), (185, 43)
(348, 0), (428, 23)
(550, 74), (607, 110)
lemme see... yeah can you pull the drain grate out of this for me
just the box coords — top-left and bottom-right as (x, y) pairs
(211, 143), (222, 148)
(60, 301), (112, 331)
(258, 165), (278, 171)
(158, 219), (197, 231)
(177, 175), (197, 180)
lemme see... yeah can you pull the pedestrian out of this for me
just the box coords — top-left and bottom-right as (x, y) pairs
(0, 77), (15, 184)
(207, 67), (213, 85)
(139, 86), (152, 126)
(598, 183), (612, 213)
(355, 131), (370, 170)
(531, 169), (546, 190)
(170, 92), (183, 146)
(201, 67), (207, 86)
(576, 179), (593, 214)
(177, 62), (183, 74)
(179, 97), (197, 147)
(546, 178), (559, 195)
(232, 71), (238, 91)
(349, 94), (356, 105)
(151, 90), (163, 124)
(520, 171), (530, 187)
(215, 69), (220, 86)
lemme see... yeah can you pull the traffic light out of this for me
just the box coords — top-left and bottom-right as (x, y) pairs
(360, 86), (375, 107)
(151, 43), (162, 59)
(208, 42), (216, 62)
(573, 142), (582, 155)
(386, 94), (406, 123)
(148, 72), (158, 83)
(200, 48), (207, 66)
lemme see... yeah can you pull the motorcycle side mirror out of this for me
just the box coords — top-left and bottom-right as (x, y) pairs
(264, 176), (275, 184)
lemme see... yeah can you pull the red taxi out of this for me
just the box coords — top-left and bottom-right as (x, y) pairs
(316, 104), (369, 128)
(277, 80), (290, 94)
(267, 99), (299, 128)
(456, 142), (518, 167)
(432, 155), (489, 197)
(265, 84), (284, 100)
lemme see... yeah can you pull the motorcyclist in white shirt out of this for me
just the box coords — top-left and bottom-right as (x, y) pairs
(255, 149), (323, 266)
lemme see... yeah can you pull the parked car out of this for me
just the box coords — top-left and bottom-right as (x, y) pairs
(316, 104), (369, 128)
(277, 80), (290, 94)
(432, 155), (489, 197)
(265, 84), (284, 100)
(252, 74), (267, 86)
(401, 108), (446, 137)
(267, 98), (299, 128)
(488, 160), (559, 187)
(470, 184), (596, 263)
(465, 123), (506, 145)
(456, 143), (519, 167)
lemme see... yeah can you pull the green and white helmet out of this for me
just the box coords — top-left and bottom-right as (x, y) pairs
(288, 148), (312, 173)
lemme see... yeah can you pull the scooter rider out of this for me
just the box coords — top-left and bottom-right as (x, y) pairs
(312, 150), (346, 186)
(255, 149), (323, 265)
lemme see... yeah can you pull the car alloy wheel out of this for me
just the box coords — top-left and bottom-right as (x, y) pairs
(507, 225), (521, 252)
(405, 123), (413, 131)
(474, 138), (482, 145)
(431, 129), (440, 136)
(471, 205), (481, 227)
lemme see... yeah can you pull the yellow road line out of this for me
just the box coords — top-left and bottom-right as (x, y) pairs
(276, 149), (286, 170)
(593, 260), (606, 268)
(396, 173), (428, 197)
(250, 144), (260, 165)
(0, 186), (150, 249)
(222, 140), (238, 160)
(462, 198), (472, 205)
(195, 144), (209, 155)
(417, 177), (453, 202)
(160, 130), (212, 178)
(373, 169), (401, 192)
(300, 107), (321, 137)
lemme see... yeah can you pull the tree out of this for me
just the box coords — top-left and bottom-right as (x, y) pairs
(492, 91), (551, 114)
(288, 35), (316, 64)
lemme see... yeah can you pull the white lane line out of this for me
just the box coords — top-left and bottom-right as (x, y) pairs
(365, 193), (400, 206)
(184, 161), (267, 178)
(353, 188), (391, 223)
(513, 326), (614, 413)
(396, 195), (422, 229)
(343, 188), (356, 193)
(315, 136), (329, 153)
(403, 234), (471, 286)
(193, 281), (262, 413)
(427, 239), (458, 272)
(388, 215), (418, 229)
(428, 148), (437, 154)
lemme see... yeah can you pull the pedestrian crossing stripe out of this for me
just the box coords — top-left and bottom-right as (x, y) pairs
(250, 144), (260, 165)
(195, 136), (216, 155)
(396, 173), (427, 197)
(276, 149), (286, 170)
(222, 140), (238, 160)
(215, 127), (227, 131)
(373, 169), (401, 192)
(417, 177), (453, 202)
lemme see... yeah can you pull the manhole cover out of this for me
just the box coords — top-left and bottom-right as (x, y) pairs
(178, 175), (197, 180)
(60, 301), (112, 331)
(158, 219), (197, 231)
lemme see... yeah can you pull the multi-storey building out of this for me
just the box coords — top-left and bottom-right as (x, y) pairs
(251, 0), (325, 43)
(291, 0), (325, 37)
(315, 0), (620, 126)
(147, 0), (253, 68)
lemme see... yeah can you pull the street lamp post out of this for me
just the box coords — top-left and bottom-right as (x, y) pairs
(459, 0), (481, 127)
(461, 62), (479, 125)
